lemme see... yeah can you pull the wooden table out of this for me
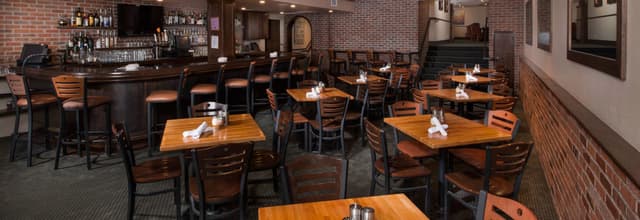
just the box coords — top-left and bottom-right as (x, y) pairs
(384, 113), (512, 206)
(450, 75), (493, 85)
(286, 87), (354, 102)
(457, 67), (496, 75)
(258, 194), (429, 220)
(159, 114), (266, 152)
(423, 89), (503, 103)
(367, 67), (408, 75)
(337, 75), (386, 85)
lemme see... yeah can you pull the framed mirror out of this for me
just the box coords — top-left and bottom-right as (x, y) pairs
(526, 0), (532, 45)
(537, 0), (552, 51)
(568, 0), (626, 79)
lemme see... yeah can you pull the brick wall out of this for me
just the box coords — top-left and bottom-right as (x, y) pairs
(488, 0), (524, 93)
(0, 0), (202, 66)
(520, 61), (640, 219)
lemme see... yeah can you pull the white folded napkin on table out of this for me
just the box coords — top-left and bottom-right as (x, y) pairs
(124, 63), (140, 71)
(456, 90), (469, 99)
(182, 121), (209, 139)
(428, 117), (448, 136)
(356, 74), (367, 83)
(269, 52), (278, 58)
(465, 74), (478, 82)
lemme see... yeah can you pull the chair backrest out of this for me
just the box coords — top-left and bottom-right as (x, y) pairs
(269, 58), (278, 74)
(247, 61), (256, 82)
(177, 67), (191, 96)
(387, 50), (396, 63)
(492, 97), (517, 112)
(364, 119), (392, 178)
(328, 48), (336, 60)
(388, 101), (422, 117)
(476, 190), (538, 220)
(113, 122), (136, 184)
(420, 80), (442, 90)
(412, 88), (429, 111)
(346, 50), (354, 60)
(317, 54), (324, 68)
(485, 110), (520, 140)
(273, 110), (293, 164)
(51, 75), (85, 99)
(297, 80), (318, 89)
(389, 70), (410, 89)
(5, 74), (28, 97)
(316, 96), (349, 128)
(364, 79), (388, 101)
(409, 64), (422, 83)
(266, 88), (278, 119)
(189, 101), (228, 118)
(282, 154), (348, 203)
(490, 83), (513, 97)
(215, 65), (226, 101)
(483, 142), (534, 199)
(366, 49), (375, 62)
(191, 143), (253, 201)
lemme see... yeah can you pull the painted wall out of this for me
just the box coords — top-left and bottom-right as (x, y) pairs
(429, 0), (451, 42)
(523, 0), (639, 149)
(453, 6), (487, 38)
(587, 1), (617, 41)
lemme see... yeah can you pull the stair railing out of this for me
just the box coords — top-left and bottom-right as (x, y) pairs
(417, 17), (453, 77)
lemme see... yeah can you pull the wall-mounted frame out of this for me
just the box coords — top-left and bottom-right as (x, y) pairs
(439, 0), (443, 11)
(526, 0), (533, 45)
(567, 0), (626, 79)
(444, 0), (449, 13)
(287, 16), (312, 51)
(537, 0), (552, 51)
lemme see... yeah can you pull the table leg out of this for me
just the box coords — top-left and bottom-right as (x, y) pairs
(438, 148), (448, 207)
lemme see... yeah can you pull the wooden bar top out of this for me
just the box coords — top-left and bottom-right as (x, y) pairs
(24, 52), (305, 83)
(258, 194), (429, 220)
(159, 114), (266, 152)
(287, 88), (354, 102)
(384, 113), (512, 149)
(424, 89), (504, 103)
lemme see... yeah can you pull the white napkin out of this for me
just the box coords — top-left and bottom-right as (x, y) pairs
(428, 117), (448, 136)
(356, 74), (367, 83)
(473, 64), (480, 73)
(217, 57), (228, 63)
(269, 52), (278, 58)
(456, 90), (469, 99)
(305, 92), (319, 99)
(183, 121), (209, 139)
(124, 63), (140, 71)
(465, 74), (478, 82)
(379, 64), (391, 71)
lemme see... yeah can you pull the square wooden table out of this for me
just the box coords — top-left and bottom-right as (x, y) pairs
(258, 194), (429, 220)
(423, 89), (503, 115)
(159, 114), (266, 152)
(450, 75), (493, 85)
(384, 113), (512, 205)
(337, 75), (386, 85)
(286, 87), (354, 103)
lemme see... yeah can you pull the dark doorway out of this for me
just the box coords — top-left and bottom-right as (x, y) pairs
(266, 19), (280, 52)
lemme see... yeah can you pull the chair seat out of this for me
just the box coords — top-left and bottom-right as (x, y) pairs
(63, 96), (111, 110)
(191, 83), (217, 95)
(145, 90), (178, 103)
(189, 174), (241, 203)
(375, 154), (431, 178)
(445, 170), (514, 197)
(307, 66), (320, 72)
(273, 72), (290, 79)
(449, 148), (485, 170)
(293, 112), (309, 124)
(292, 69), (305, 76)
(249, 149), (279, 171)
(330, 58), (346, 63)
(345, 111), (361, 121)
(309, 119), (341, 132)
(16, 94), (57, 107)
(132, 157), (182, 183)
(397, 140), (438, 159)
(254, 74), (272, 83)
(225, 78), (249, 88)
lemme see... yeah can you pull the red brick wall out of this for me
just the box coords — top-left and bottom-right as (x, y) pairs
(488, 0), (524, 93)
(520, 61), (640, 219)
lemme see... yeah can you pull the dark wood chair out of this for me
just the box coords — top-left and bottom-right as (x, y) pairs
(297, 80), (319, 89)
(419, 80), (442, 90)
(328, 48), (347, 76)
(280, 154), (348, 204)
(444, 142), (535, 219)
(308, 96), (350, 157)
(364, 119), (432, 213)
(388, 69), (411, 102)
(253, 59), (277, 113)
(345, 78), (388, 144)
(6, 74), (56, 167)
(391, 50), (410, 68)
(113, 122), (182, 220)
(225, 61), (254, 114)
(366, 49), (386, 68)
(388, 101), (439, 160)
(449, 110), (521, 171)
(188, 101), (228, 118)
(476, 190), (538, 220)
(249, 109), (293, 194)
(190, 64), (225, 107)
(468, 96), (517, 119)
(347, 49), (366, 74)
(145, 68), (189, 156)
(52, 75), (112, 170)
(279, 57), (297, 89)
(306, 53), (323, 82)
(266, 89), (309, 150)
(189, 143), (253, 220)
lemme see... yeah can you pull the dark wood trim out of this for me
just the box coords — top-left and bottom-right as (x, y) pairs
(287, 16), (313, 52)
(521, 57), (640, 188)
(587, 13), (616, 19)
(584, 39), (616, 45)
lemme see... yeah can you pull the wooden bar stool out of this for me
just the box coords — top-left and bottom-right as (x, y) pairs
(51, 75), (112, 170)
(190, 64), (225, 107)
(225, 61), (255, 114)
(328, 48), (346, 76)
(145, 68), (190, 156)
(367, 49), (386, 68)
(347, 50), (366, 74)
(306, 53), (323, 82)
(6, 74), (57, 167)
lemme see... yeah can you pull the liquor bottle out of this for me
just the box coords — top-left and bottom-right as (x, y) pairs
(88, 10), (94, 27)
(82, 11), (88, 27)
(75, 8), (82, 27)
(94, 11), (100, 27)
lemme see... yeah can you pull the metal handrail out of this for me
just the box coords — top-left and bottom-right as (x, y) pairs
(417, 17), (453, 75)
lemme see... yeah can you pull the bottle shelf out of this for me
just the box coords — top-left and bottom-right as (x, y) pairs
(163, 24), (206, 28)
(57, 26), (116, 30)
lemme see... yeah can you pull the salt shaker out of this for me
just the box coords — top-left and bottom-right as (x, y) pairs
(362, 207), (375, 220)
(349, 203), (362, 220)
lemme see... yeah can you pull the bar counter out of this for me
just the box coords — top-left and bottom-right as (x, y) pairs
(25, 52), (306, 139)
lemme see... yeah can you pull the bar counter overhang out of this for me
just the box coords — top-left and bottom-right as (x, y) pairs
(24, 52), (305, 139)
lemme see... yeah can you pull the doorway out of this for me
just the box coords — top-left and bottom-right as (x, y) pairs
(266, 19), (281, 52)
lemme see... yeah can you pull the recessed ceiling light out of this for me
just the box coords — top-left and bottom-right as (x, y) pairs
(241, 7), (246, 10)
(290, 4), (296, 8)
(328, 10), (333, 13)
(259, 0), (265, 4)
(279, 11), (284, 15)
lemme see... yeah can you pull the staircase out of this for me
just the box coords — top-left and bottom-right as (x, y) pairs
(421, 41), (489, 79)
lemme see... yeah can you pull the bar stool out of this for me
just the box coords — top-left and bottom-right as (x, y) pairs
(226, 61), (255, 114)
(306, 53), (324, 82)
(328, 48), (347, 76)
(6, 74), (57, 167)
(391, 51), (411, 68)
(367, 49), (386, 68)
(347, 50), (366, 74)
(253, 59), (276, 113)
(190, 64), (225, 107)
(285, 57), (301, 88)
(51, 75), (112, 170)
(145, 68), (190, 156)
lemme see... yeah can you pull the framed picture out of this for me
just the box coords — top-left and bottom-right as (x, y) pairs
(607, 0), (616, 3)
(594, 0), (603, 7)
(444, 0), (449, 13)
(452, 9), (465, 25)
(439, 0), (443, 11)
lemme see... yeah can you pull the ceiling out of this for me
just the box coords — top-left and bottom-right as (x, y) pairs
(235, 0), (354, 14)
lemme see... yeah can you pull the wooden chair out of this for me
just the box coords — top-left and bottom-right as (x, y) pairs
(419, 80), (442, 90)
(249, 109), (293, 193)
(468, 96), (517, 119)
(189, 143), (253, 220)
(364, 119), (432, 213)
(225, 61), (254, 114)
(188, 101), (228, 118)
(297, 80), (318, 89)
(5, 74), (56, 167)
(280, 154), (348, 204)
(391, 50), (410, 67)
(112, 122), (181, 220)
(345, 78), (388, 144)
(145, 68), (189, 156)
(52, 75), (112, 170)
(347, 49), (366, 74)
(306, 53), (323, 82)
(489, 83), (513, 97)
(387, 101), (439, 160)
(190, 64), (225, 107)
(328, 48), (347, 76)
(366, 49), (385, 68)
(266, 88), (308, 151)
(388, 69), (411, 102)
(449, 110), (521, 171)
(443, 142), (535, 219)
(252, 59), (278, 113)
(409, 64), (424, 88)
(476, 190), (538, 220)
(308, 96), (350, 157)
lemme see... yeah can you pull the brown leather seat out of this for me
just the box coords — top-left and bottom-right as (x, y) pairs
(375, 154), (431, 178)
(62, 96), (111, 110)
(397, 140), (438, 159)
(292, 69), (305, 76)
(145, 90), (178, 103)
(16, 94), (57, 107)
(345, 111), (360, 121)
(225, 78), (249, 88)
(189, 174), (241, 203)
(293, 112), (309, 124)
(445, 170), (515, 197)
(254, 74), (272, 83)
(273, 72), (290, 79)
(132, 157), (182, 183)
(250, 149), (279, 171)
(308, 119), (341, 132)
(190, 84), (217, 95)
